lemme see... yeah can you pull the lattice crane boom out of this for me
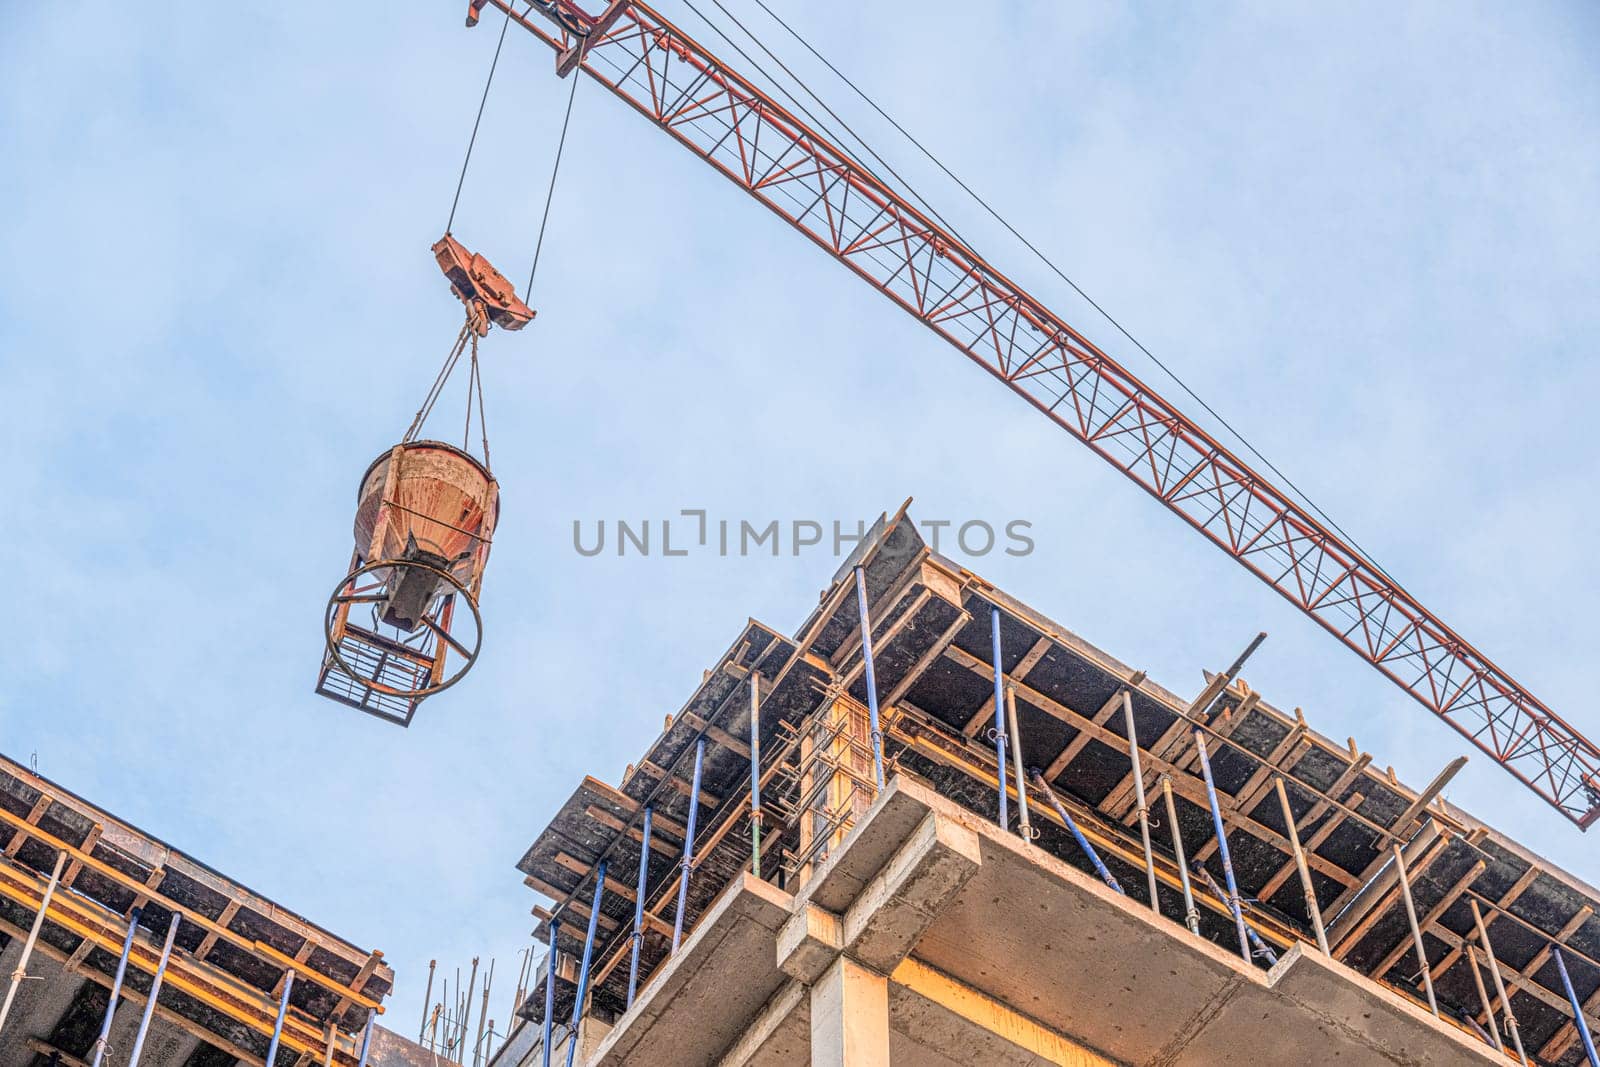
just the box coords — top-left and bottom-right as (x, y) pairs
(477, 0), (1600, 828)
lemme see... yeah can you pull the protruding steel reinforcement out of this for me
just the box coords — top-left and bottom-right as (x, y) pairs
(990, 606), (1010, 830)
(627, 806), (653, 1007)
(1030, 769), (1122, 893)
(853, 566), (886, 789)
(672, 738), (707, 951)
(89, 905), (142, 1067)
(567, 862), (607, 1067)
(420, 958), (437, 1044)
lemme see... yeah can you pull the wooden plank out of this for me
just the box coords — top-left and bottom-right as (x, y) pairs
(1043, 678), (1146, 783)
(1373, 859), (1485, 979)
(5, 794), (51, 857)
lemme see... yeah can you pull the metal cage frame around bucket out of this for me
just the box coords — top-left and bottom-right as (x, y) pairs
(316, 440), (498, 726)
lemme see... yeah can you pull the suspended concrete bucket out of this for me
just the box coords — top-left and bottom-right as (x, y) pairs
(317, 440), (499, 726)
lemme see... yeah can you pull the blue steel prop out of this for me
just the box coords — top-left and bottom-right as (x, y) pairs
(541, 918), (559, 1067)
(627, 807), (653, 1007)
(566, 861), (607, 1067)
(356, 1010), (376, 1067)
(672, 738), (707, 951)
(89, 906), (143, 1067)
(749, 676), (763, 878)
(1553, 946), (1600, 1067)
(853, 565), (887, 789)
(1029, 770), (1122, 893)
(128, 910), (182, 1067)
(1194, 730), (1252, 963)
(264, 971), (296, 1066)
(990, 607), (1010, 830)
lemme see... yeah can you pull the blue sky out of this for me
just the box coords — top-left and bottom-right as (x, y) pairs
(3, 0), (1597, 1044)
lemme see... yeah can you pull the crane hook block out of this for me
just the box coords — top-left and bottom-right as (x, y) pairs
(432, 234), (536, 336)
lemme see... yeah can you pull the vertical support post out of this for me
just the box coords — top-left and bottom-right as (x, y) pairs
(128, 910), (182, 1067)
(1472, 900), (1529, 1065)
(1553, 946), (1600, 1067)
(989, 606), (1010, 830)
(461, 957), (479, 1058)
(264, 970), (296, 1067)
(1466, 943), (1504, 1052)
(1005, 686), (1031, 841)
(627, 806), (653, 1008)
(852, 566), (886, 790)
(566, 862), (607, 1067)
(1161, 778), (1201, 935)
(1192, 865), (1278, 966)
(356, 1009), (377, 1067)
(419, 959), (437, 1043)
(1194, 731), (1251, 964)
(1391, 843), (1438, 1016)
(1273, 778), (1329, 954)
(749, 675), (763, 878)
(1121, 690), (1160, 913)
(0, 851), (66, 1038)
(1030, 770), (1122, 893)
(89, 906), (143, 1067)
(673, 738), (706, 952)
(541, 919), (559, 1067)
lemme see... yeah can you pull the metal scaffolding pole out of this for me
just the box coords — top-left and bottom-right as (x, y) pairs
(128, 910), (183, 1067)
(750, 675), (764, 877)
(672, 738), (706, 951)
(853, 565), (887, 789)
(541, 919), (559, 1067)
(1030, 770), (1122, 893)
(1005, 686), (1032, 840)
(1553, 946), (1600, 1067)
(0, 851), (66, 1038)
(89, 906), (143, 1067)
(265, 971), (296, 1067)
(1272, 777), (1329, 954)
(1471, 899), (1528, 1065)
(567, 862), (607, 1067)
(989, 606), (1010, 830)
(1161, 778), (1201, 935)
(627, 806), (653, 1007)
(1121, 690), (1160, 913)
(1194, 731), (1251, 964)
(1391, 843), (1438, 1017)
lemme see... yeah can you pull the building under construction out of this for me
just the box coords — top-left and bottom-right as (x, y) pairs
(491, 508), (1600, 1066)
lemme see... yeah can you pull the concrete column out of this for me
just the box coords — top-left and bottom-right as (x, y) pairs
(810, 956), (888, 1067)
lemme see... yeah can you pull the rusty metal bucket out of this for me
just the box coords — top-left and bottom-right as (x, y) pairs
(354, 440), (498, 567)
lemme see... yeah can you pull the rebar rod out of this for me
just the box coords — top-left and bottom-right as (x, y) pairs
(0, 851), (66, 1037)
(128, 910), (182, 1066)
(1030, 770), (1122, 893)
(989, 606), (1010, 830)
(567, 861), (607, 1067)
(672, 738), (706, 951)
(462, 956), (479, 1054)
(1472, 899), (1529, 1065)
(1273, 777), (1329, 954)
(1391, 843), (1438, 1017)
(89, 905), (142, 1067)
(1161, 778), (1201, 935)
(1005, 685), (1031, 840)
(853, 565), (887, 789)
(1553, 946), (1600, 1067)
(1122, 690), (1160, 913)
(1194, 731), (1251, 964)
(475, 959), (493, 1067)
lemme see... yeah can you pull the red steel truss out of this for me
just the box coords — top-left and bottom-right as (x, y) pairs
(484, 0), (1600, 828)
